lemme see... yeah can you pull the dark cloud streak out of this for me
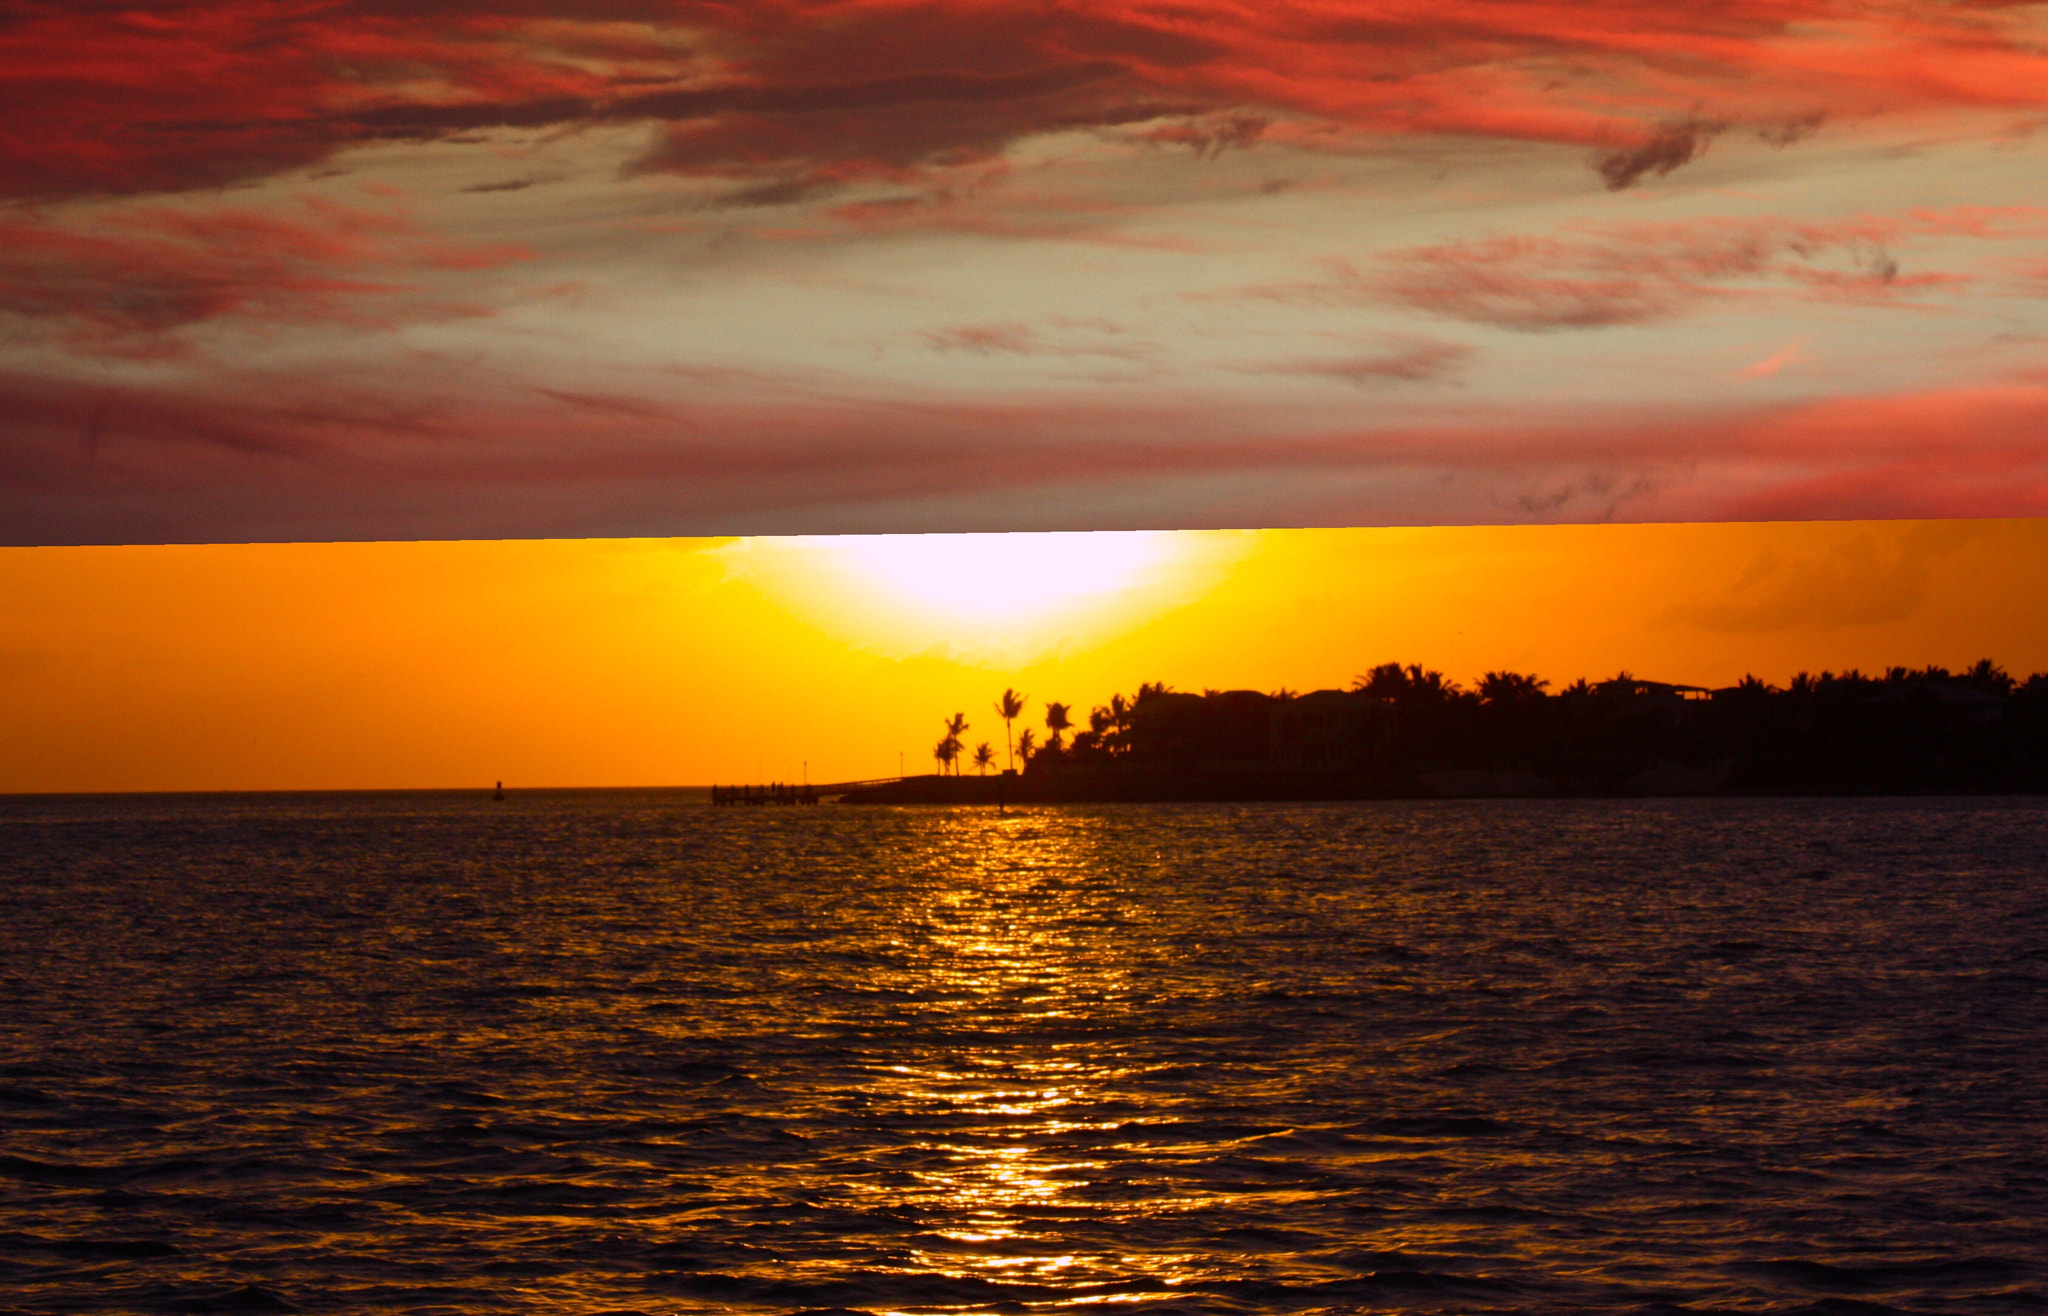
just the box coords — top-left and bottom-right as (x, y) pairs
(1232, 340), (1475, 385)
(1596, 121), (1722, 190)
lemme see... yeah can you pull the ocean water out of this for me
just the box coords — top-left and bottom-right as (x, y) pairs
(2, 792), (2044, 1315)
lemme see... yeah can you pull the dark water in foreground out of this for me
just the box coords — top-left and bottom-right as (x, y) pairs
(3, 794), (2045, 1315)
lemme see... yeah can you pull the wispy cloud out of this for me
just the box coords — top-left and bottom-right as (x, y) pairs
(921, 320), (1152, 362)
(0, 200), (530, 358)
(1229, 339), (1475, 385)
(1231, 208), (2028, 331)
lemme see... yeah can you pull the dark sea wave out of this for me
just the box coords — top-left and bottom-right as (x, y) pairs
(3, 793), (2044, 1314)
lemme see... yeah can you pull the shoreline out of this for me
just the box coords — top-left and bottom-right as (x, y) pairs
(834, 767), (2048, 805)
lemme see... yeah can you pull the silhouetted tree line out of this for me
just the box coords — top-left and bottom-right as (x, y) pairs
(1005, 660), (2048, 794)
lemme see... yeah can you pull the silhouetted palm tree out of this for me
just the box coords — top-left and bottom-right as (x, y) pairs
(1965, 658), (2014, 695)
(995, 688), (1027, 772)
(1403, 665), (1457, 699)
(943, 712), (969, 775)
(1353, 663), (1458, 700)
(1016, 727), (1037, 764)
(1044, 701), (1072, 749)
(973, 742), (995, 775)
(1089, 693), (1137, 755)
(1117, 693), (1137, 740)
(1478, 671), (1549, 704)
(1352, 663), (1408, 697)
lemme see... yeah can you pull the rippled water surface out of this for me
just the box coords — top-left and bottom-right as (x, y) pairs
(3, 793), (2045, 1315)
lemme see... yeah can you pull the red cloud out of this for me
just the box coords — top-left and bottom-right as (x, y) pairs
(0, 3), (647, 200)
(1709, 384), (2048, 519)
(0, 201), (531, 358)
(9, 1), (2048, 203)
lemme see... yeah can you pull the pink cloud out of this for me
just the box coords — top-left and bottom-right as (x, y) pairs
(1740, 339), (1807, 378)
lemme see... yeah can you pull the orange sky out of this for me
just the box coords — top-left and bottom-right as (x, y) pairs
(5, 518), (2047, 793)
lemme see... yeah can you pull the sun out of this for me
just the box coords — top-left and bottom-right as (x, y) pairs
(804, 532), (1174, 623)
(726, 530), (1252, 658)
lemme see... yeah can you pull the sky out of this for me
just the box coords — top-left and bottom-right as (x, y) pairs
(9, 0), (2048, 541)
(6, 519), (2047, 792)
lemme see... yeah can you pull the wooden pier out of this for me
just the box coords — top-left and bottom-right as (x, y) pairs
(710, 776), (907, 806)
(710, 783), (819, 806)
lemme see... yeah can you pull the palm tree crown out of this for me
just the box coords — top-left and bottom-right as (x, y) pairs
(1043, 701), (1072, 749)
(1478, 670), (1549, 704)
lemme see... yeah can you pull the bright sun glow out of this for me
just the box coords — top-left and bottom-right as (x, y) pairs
(724, 529), (1254, 661)
(798, 532), (1175, 623)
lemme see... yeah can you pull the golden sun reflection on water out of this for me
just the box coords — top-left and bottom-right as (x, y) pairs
(855, 814), (1180, 1309)
(806, 807), (1582, 1311)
